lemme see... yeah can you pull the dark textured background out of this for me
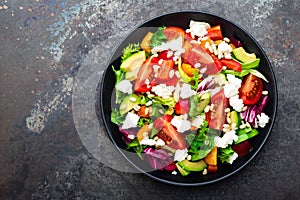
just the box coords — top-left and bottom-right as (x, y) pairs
(0, 0), (299, 199)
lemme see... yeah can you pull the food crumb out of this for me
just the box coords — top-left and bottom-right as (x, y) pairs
(3, 5), (8, 10)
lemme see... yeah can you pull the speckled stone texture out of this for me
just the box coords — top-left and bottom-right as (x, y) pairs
(0, 0), (299, 199)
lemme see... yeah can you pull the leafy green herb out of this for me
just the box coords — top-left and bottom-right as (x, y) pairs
(121, 43), (140, 62)
(190, 70), (200, 90)
(186, 132), (196, 145)
(112, 65), (125, 85)
(218, 147), (235, 163)
(138, 118), (152, 127)
(111, 108), (124, 125)
(112, 65), (126, 104)
(189, 95), (200, 117)
(187, 121), (215, 161)
(126, 138), (145, 159)
(150, 26), (167, 47)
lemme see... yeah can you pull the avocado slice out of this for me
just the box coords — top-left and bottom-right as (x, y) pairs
(230, 110), (241, 127)
(241, 58), (260, 69)
(119, 94), (139, 115)
(198, 92), (211, 113)
(175, 163), (190, 176)
(178, 159), (207, 172)
(120, 51), (146, 72)
(232, 47), (256, 63)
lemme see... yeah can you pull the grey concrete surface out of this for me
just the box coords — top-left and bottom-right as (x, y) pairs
(0, 0), (299, 199)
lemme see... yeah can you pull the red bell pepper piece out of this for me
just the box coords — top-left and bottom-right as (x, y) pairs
(206, 25), (223, 40)
(221, 59), (242, 72)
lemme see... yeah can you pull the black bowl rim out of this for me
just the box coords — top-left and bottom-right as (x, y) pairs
(100, 10), (278, 186)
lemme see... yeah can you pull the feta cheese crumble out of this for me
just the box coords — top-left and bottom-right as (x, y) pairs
(122, 112), (140, 129)
(229, 95), (244, 112)
(214, 130), (238, 148)
(217, 41), (233, 59)
(228, 152), (238, 164)
(186, 20), (210, 39)
(139, 137), (156, 146)
(191, 115), (205, 128)
(224, 74), (242, 98)
(151, 84), (175, 99)
(115, 79), (133, 94)
(172, 170), (178, 175)
(127, 134), (135, 140)
(224, 74), (244, 112)
(256, 112), (270, 128)
(174, 148), (188, 162)
(171, 114), (191, 133)
(151, 36), (185, 62)
(180, 83), (196, 99)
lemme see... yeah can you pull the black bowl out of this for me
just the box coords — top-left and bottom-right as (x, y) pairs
(100, 11), (277, 186)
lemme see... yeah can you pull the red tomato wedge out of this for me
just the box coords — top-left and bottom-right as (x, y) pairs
(163, 26), (185, 42)
(154, 115), (186, 150)
(174, 99), (190, 115)
(134, 57), (155, 93)
(207, 89), (228, 130)
(153, 59), (178, 86)
(206, 25), (223, 40)
(221, 59), (242, 72)
(240, 74), (263, 105)
(182, 41), (221, 75)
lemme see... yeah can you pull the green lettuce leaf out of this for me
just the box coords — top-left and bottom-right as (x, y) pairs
(121, 43), (140, 62)
(150, 26), (167, 48)
(218, 147), (235, 163)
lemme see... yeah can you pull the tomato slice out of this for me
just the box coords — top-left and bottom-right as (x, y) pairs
(174, 99), (190, 115)
(206, 25), (223, 40)
(154, 115), (186, 149)
(153, 59), (178, 86)
(182, 41), (220, 75)
(221, 59), (242, 72)
(153, 114), (173, 130)
(134, 57), (155, 93)
(163, 26), (185, 42)
(240, 74), (263, 105)
(208, 89), (228, 130)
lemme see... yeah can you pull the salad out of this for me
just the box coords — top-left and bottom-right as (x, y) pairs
(110, 20), (270, 176)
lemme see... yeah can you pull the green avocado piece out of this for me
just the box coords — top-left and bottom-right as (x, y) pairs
(198, 92), (211, 113)
(175, 163), (190, 176)
(232, 47), (256, 63)
(120, 51), (146, 72)
(119, 94), (139, 115)
(178, 159), (207, 172)
(241, 58), (260, 69)
(230, 110), (241, 127)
